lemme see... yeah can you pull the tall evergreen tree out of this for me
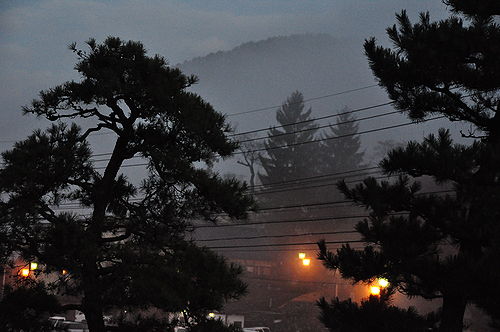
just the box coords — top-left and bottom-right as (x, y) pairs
(0, 37), (253, 332)
(320, 130), (497, 332)
(318, 3), (500, 332)
(319, 108), (364, 174)
(317, 294), (435, 332)
(258, 91), (319, 186)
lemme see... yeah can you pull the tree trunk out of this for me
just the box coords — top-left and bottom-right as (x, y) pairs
(440, 295), (466, 332)
(82, 135), (130, 332)
(83, 296), (105, 332)
(81, 254), (106, 332)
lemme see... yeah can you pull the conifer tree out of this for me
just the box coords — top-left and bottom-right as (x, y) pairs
(319, 108), (364, 174)
(258, 91), (319, 186)
(317, 294), (435, 332)
(318, 2), (500, 332)
(0, 37), (253, 332)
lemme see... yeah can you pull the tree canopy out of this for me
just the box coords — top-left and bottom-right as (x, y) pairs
(259, 91), (319, 187)
(319, 108), (364, 174)
(0, 37), (253, 332)
(318, 2), (500, 332)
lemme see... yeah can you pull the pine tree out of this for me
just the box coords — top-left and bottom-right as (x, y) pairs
(318, 3), (500, 332)
(0, 37), (253, 332)
(317, 294), (435, 332)
(258, 91), (319, 187)
(320, 108), (364, 174)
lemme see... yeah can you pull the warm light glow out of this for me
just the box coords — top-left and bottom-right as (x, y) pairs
(61, 269), (68, 275)
(208, 312), (215, 318)
(298, 252), (306, 259)
(20, 268), (30, 277)
(30, 262), (38, 270)
(377, 278), (389, 288)
(370, 286), (381, 296)
(302, 258), (311, 266)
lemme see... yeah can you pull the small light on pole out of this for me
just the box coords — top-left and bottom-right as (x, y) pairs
(30, 262), (38, 271)
(298, 252), (306, 260)
(377, 278), (389, 288)
(20, 268), (30, 278)
(370, 286), (381, 296)
(302, 258), (311, 266)
(208, 312), (215, 318)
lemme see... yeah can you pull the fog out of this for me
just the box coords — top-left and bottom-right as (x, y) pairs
(1, 1), (490, 331)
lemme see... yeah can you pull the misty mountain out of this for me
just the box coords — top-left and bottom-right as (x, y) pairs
(178, 33), (385, 131)
(178, 33), (452, 177)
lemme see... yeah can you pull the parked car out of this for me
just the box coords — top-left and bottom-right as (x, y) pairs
(55, 321), (89, 332)
(49, 316), (66, 328)
(244, 328), (270, 332)
(174, 327), (188, 332)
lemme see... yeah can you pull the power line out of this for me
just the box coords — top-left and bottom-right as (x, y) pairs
(52, 188), (455, 217)
(205, 239), (364, 249)
(87, 116), (444, 170)
(0, 85), (382, 146)
(195, 229), (359, 242)
(234, 116), (446, 155)
(237, 110), (400, 144)
(193, 215), (367, 229)
(241, 275), (354, 286)
(217, 246), (366, 252)
(87, 103), (395, 163)
(252, 170), (385, 196)
(249, 166), (379, 190)
(214, 245), (366, 252)
(51, 166), (379, 209)
(229, 101), (392, 137)
(226, 84), (379, 117)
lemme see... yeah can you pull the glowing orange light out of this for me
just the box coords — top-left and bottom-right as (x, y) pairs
(370, 286), (381, 296)
(20, 268), (30, 277)
(61, 269), (68, 275)
(377, 278), (389, 288)
(298, 252), (306, 259)
(302, 258), (311, 266)
(30, 262), (38, 270)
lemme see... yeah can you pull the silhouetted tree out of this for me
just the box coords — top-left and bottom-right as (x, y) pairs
(0, 37), (253, 332)
(318, 293), (435, 332)
(258, 91), (319, 207)
(259, 91), (319, 186)
(319, 3), (500, 331)
(320, 130), (497, 332)
(370, 140), (404, 166)
(236, 134), (263, 193)
(319, 108), (364, 174)
(0, 282), (61, 332)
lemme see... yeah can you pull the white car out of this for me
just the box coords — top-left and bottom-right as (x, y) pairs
(244, 328), (270, 332)
(57, 321), (89, 331)
(174, 327), (188, 332)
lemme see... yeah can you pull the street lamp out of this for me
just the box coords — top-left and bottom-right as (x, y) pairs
(302, 258), (311, 266)
(370, 286), (381, 296)
(298, 252), (306, 260)
(377, 278), (389, 288)
(20, 268), (30, 278)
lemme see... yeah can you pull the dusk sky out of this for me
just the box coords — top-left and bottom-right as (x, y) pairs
(0, 0), (450, 148)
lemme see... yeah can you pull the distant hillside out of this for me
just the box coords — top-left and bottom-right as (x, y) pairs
(178, 33), (451, 177)
(178, 33), (387, 132)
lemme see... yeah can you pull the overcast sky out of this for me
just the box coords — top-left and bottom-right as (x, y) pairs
(0, 0), (451, 153)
